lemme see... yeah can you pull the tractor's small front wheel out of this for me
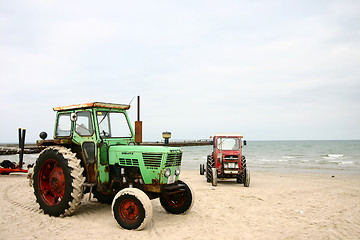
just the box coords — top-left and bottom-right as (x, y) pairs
(112, 188), (153, 230)
(160, 180), (194, 214)
(211, 168), (217, 186)
(199, 164), (205, 175)
(244, 169), (250, 187)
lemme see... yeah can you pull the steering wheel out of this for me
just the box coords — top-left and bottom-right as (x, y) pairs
(101, 130), (110, 137)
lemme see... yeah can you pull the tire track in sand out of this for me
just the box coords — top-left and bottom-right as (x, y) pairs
(3, 183), (42, 214)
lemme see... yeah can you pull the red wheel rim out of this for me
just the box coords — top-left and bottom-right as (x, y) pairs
(38, 159), (65, 206)
(118, 199), (140, 224)
(166, 192), (186, 208)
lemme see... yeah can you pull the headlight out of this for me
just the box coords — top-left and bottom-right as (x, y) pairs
(175, 167), (180, 176)
(164, 168), (171, 177)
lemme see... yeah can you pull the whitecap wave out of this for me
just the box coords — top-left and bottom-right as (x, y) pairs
(322, 154), (344, 160)
(279, 159), (290, 162)
(338, 161), (354, 165)
(327, 154), (344, 158)
(282, 155), (303, 159)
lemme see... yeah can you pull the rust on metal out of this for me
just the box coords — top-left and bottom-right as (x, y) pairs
(86, 164), (97, 183)
(215, 133), (243, 138)
(37, 138), (72, 146)
(143, 184), (161, 193)
(142, 176), (161, 193)
(53, 102), (130, 111)
(135, 121), (142, 144)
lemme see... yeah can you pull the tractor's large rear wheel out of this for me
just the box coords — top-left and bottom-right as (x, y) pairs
(206, 155), (214, 183)
(112, 188), (153, 230)
(160, 180), (194, 214)
(241, 156), (250, 187)
(241, 156), (247, 169)
(237, 156), (247, 184)
(236, 174), (244, 184)
(33, 146), (85, 217)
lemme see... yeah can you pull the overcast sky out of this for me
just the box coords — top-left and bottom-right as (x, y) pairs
(0, 0), (359, 143)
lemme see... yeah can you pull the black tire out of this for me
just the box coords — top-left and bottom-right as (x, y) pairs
(160, 180), (194, 214)
(112, 188), (152, 230)
(33, 146), (85, 217)
(206, 155), (214, 183)
(199, 164), (205, 175)
(244, 169), (250, 187)
(236, 173), (244, 184)
(241, 156), (250, 187)
(237, 157), (246, 183)
(211, 168), (217, 186)
(241, 156), (247, 170)
(93, 189), (115, 204)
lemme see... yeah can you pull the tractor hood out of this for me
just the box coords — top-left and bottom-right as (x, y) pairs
(108, 145), (182, 154)
(107, 145), (183, 185)
(108, 145), (182, 165)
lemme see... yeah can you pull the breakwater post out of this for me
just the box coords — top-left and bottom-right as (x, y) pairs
(141, 139), (212, 147)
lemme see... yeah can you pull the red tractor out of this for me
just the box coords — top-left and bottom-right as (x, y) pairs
(200, 134), (249, 187)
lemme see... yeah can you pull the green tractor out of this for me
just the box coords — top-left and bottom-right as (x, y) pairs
(33, 100), (194, 230)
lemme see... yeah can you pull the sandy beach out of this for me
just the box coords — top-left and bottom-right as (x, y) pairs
(0, 170), (359, 240)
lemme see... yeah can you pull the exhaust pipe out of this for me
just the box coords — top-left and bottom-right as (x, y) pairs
(135, 96), (142, 144)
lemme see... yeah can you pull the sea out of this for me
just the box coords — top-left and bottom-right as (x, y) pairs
(181, 140), (360, 175)
(2, 140), (360, 175)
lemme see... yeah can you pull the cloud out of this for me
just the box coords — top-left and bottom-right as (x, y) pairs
(0, 0), (359, 142)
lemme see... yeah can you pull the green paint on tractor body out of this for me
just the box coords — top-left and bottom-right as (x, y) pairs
(38, 102), (183, 194)
(34, 102), (194, 230)
(108, 145), (182, 185)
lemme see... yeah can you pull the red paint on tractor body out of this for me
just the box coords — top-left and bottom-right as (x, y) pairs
(212, 134), (245, 178)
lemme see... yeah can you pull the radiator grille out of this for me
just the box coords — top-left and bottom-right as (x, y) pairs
(119, 158), (139, 166)
(224, 155), (239, 161)
(142, 153), (163, 167)
(165, 153), (182, 167)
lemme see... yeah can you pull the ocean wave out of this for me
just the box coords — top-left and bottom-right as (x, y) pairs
(278, 159), (290, 162)
(316, 159), (355, 165)
(282, 155), (303, 159)
(322, 154), (344, 158)
(327, 160), (355, 165)
(260, 158), (273, 162)
(338, 161), (355, 165)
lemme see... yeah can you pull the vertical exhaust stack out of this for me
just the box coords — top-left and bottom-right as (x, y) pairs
(135, 96), (142, 145)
